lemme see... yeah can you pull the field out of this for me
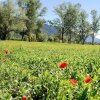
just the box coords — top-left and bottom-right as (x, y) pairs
(0, 41), (100, 100)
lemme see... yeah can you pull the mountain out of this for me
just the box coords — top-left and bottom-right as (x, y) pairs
(43, 24), (57, 35)
(86, 35), (100, 43)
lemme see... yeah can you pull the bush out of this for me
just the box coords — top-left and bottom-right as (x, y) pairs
(63, 37), (67, 43)
(37, 33), (48, 42)
(6, 32), (14, 40)
(28, 33), (36, 42)
(48, 36), (54, 42)
(23, 35), (29, 41)
(54, 37), (60, 42)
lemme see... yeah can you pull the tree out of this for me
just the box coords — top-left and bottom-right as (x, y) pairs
(91, 10), (100, 45)
(0, 0), (16, 40)
(17, 0), (47, 40)
(78, 10), (90, 44)
(53, 2), (81, 43)
(64, 3), (81, 43)
(14, 6), (27, 40)
(54, 2), (68, 43)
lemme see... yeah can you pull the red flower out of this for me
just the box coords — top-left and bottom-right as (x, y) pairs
(85, 75), (91, 83)
(22, 96), (27, 100)
(70, 79), (77, 85)
(3, 50), (9, 54)
(59, 62), (68, 69)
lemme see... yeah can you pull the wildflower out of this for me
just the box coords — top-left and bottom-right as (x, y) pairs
(22, 96), (27, 100)
(59, 62), (68, 69)
(70, 79), (77, 85)
(85, 75), (91, 83)
(3, 50), (9, 54)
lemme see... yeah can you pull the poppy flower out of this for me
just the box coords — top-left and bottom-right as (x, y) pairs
(85, 75), (91, 83)
(59, 62), (68, 69)
(70, 79), (77, 85)
(3, 50), (9, 54)
(22, 96), (27, 100)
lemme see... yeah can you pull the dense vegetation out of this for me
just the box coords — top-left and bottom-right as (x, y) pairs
(0, 0), (100, 44)
(0, 41), (100, 99)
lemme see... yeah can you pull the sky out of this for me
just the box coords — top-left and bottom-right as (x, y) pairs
(41, 0), (100, 21)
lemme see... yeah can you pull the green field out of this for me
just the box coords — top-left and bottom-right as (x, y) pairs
(0, 41), (100, 100)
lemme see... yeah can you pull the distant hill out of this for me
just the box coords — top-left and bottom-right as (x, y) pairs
(86, 35), (100, 43)
(43, 24), (57, 35)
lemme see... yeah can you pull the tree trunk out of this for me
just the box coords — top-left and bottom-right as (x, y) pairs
(82, 39), (85, 45)
(61, 27), (64, 43)
(1, 33), (7, 40)
(92, 33), (95, 45)
(21, 33), (24, 40)
(81, 33), (85, 45)
(68, 31), (72, 43)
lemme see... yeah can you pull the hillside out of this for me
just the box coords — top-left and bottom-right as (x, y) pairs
(43, 24), (57, 35)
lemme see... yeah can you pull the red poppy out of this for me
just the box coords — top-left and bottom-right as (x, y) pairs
(85, 75), (91, 83)
(70, 79), (77, 85)
(22, 96), (27, 100)
(3, 50), (9, 54)
(59, 62), (68, 69)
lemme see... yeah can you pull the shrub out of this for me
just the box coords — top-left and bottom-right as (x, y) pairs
(23, 35), (29, 41)
(54, 37), (60, 42)
(37, 33), (48, 42)
(28, 33), (36, 42)
(63, 37), (68, 43)
(6, 32), (14, 40)
(48, 36), (54, 42)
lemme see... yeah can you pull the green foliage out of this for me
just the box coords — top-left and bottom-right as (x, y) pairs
(0, 0), (16, 40)
(78, 10), (90, 44)
(53, 2), (82, 43)
(28, 33), (36, 42)
(63, 37), (67, 43)
(35, 19), (44, 34)
(0, 0), (46, 40)
(23, 35), (29, 41)
(0, 41), (100, 99)
(54, 37), (60, 42)
(91, 10), (100, 44)
(37, 33), (48, 42)
(91, 10), (100, 33)
(17, 0), (46, 35)
(48, 36), (54, 42)
(6, 32), (14, 40)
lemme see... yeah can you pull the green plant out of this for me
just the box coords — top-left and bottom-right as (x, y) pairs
(48, 36), (54, 42)
(23, 35), (29, 41)
(0, 41), (99, 100)
(37, 33), (48, 42)
(28, 33), (36, 42)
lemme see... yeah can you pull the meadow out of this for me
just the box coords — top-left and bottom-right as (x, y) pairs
(0, 41), (100, 100)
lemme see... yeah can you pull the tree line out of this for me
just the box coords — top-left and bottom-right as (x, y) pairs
(48, 2), (100, 44)
(0, 0), (100, 44)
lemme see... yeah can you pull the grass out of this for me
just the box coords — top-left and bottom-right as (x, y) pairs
(0, 40), (100, 100)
